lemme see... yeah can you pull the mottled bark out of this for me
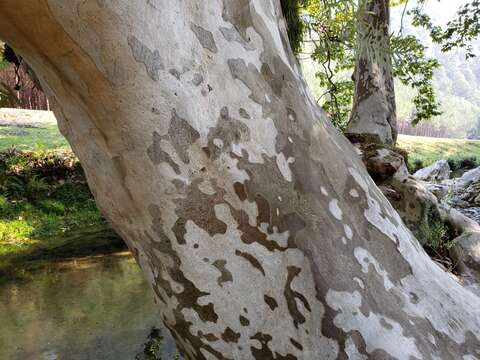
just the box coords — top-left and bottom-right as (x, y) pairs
(347, 0), (397, 145)
(1, 1), (479, 359)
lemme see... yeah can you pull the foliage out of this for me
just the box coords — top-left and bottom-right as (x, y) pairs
(281, 0), (307, 54)
(0, 149), (105, 260)
(0, 43), (10, 71)
(411, 0), (480, 59)
(296, 0), (441, 129)
(416, 202), (458, 273)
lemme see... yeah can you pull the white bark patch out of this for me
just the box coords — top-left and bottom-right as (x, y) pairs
(354, 247), (394, 291)
(326, 290), (421, 359)
(348, 167), (400, 243)
(344, 224), (353, 240)
(345, 336), (368, 360)
(349, 189), (359, 198)
(329, 199), (343, 220)
(276, 153), (293, 182)
(353, 277), (365, 290)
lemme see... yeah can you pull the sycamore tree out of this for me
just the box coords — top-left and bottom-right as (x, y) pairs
(293, 0), (441, 133)
(1, 0), (480, 359)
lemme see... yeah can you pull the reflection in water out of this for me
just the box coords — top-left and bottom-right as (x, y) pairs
(0, 256), (179, 359)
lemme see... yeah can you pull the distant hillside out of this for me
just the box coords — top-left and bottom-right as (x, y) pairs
(392, 1), (480, 138)
(301, 1), (480, 139)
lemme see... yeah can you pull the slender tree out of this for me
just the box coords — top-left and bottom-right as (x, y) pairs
(346, 0), (397, 145)
(1, 1), (479, 358)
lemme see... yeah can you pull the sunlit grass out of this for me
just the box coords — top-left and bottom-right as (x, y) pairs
(397, 135), (480, 171)
(0, 125), (69, 151)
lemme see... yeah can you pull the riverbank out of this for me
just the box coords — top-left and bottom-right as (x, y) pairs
(0, 148), (127, 283)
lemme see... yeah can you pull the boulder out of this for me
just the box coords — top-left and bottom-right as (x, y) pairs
(456, 166), (480, 188)
(413, 160), (451, 182)
(424, 182), (451, 201)
(448, 167), (480, 208)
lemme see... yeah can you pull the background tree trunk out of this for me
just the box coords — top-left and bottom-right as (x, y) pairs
(0, 1), (479, 359)
(347, 0), (397, 145)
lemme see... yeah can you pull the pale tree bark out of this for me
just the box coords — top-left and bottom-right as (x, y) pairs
(347, 0), (397, 145)
(1, 1), (479, 359)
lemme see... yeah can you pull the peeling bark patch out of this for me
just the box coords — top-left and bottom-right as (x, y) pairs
(127, 35), (162, 81)
(167, 109), (200, 164)
(264, 294), (278, 311)
(250, 333), (297, 360)
(172, 179), (227, 244)
(222, 0), (254, 41)
(146, 205), (223, 359)
(235, 249), (265, 275)
(212, 259), (233, 287)
(219, 26), (254, 50)
(238, 108), (251, 119)
(169, 68), (181, 80)
(190, 23), (218, 53)
(221, 327), (240, 343)
(239, 315), (250, 326)
(290, 338), (303, 351)
(284, 266), (311, 328)
(207, 107), (250, 158)
(147, 131), (180, 174)
(192, 73), (204, 86)
(233, 182), (247, 201)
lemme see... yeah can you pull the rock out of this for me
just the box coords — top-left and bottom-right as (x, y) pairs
(457, 208), (480, 225)
(353, 143), (408, 182)
(424, 182), (451, 201)
(447, 167), (480, 209)
(455, 166), (480, 188)
(413, 160), (451, 182)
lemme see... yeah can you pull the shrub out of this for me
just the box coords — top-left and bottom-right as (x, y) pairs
(51, 181), (92, 203)
(37, 199), (66, 215)
(412, 159), (424, 173)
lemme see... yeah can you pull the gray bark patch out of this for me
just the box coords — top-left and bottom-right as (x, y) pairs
(192, 73), (204, 86)
(190, 23), (218, 53)
(147, 131), (180, 174)
(212, 260), (233, 287)
(127, 35), (163, 81)
(167, 109), (200, 164)
(169, 68), (181, 80)
(239, 108), (250, 119)
(219, 26), (254, 50)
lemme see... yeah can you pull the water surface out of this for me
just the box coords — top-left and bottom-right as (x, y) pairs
(0, 255), (179, 359)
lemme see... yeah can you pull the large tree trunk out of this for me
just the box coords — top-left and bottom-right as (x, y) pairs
(1, 1), (479, 359)
(347, 0), (397, 145)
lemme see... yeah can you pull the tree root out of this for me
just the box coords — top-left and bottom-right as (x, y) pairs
(353, 140), (480, 289)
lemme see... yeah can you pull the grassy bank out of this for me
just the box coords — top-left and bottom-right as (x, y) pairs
(0, 124), (68, 151)
(397, 135), (480, 172)
(0, 142), (125, 282)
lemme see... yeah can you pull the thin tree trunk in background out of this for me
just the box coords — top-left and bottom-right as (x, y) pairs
(347, 0), (397, 145)
(0, 1), (479, 359)
(0, 63), (48, 110)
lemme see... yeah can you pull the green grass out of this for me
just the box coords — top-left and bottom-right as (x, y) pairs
(0, 125), (69, 151)
(0, 144), (121, 281)
(397, 135), (480, 172)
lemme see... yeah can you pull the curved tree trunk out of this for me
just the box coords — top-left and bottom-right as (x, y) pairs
(1, 1), (479, 359)
(347, 0), (397, 145)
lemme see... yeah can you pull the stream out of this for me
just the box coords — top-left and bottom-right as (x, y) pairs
(0, 255), (179, 359)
